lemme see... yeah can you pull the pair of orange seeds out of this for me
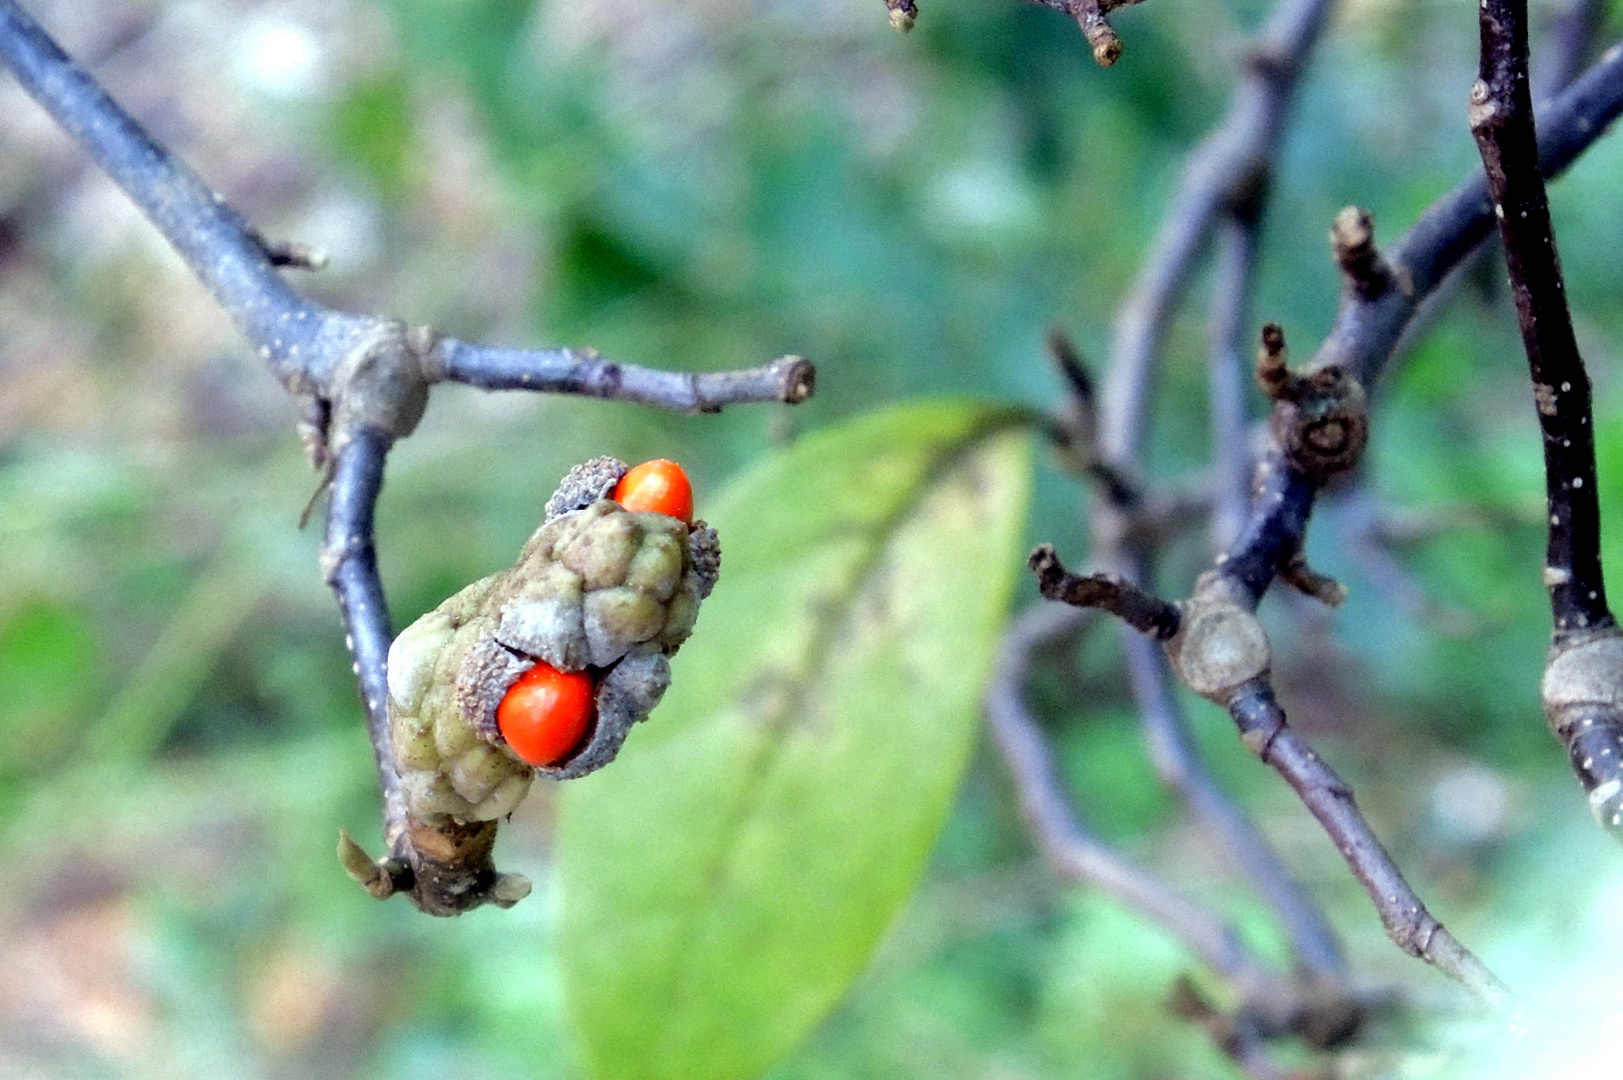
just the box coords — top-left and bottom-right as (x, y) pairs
(495, 459), (694, 767)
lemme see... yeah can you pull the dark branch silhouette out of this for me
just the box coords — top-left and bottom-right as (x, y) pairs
(1472, 0), (1611, 639)
(1472, 0), (1623, 842)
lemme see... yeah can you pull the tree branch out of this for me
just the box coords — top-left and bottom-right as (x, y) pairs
(986, 604), (1366, 1055)
(1472, 0), (1611, 639)
(1037, 547), (1514, 1001)
(1063, 33), (1623, 979)
(985, 635), (1248, 978)
(432, 341), (814, 411)
(1030, 544), (1181, 638)
(0, 0), (815, 915)
(1039, 0), (1358, 997)
(1042, 308), (1512, 999)
(1027, 0), (1152, 67)
(0, 0), (329, 388)
(321, 427), (402, 845)
(1120, 632), (1348, 981)
(1537, 0), (1608, 102)
(1164, 332), (1514, 996)
(1226, 685), (1511, 1006)
(1207, 218), (1263, 551)
(1100, 0), (1335, 461)
(1472, 0), (1623, 843)
(879, 0), (1148, 64)
(1322, 37), (1623, 392)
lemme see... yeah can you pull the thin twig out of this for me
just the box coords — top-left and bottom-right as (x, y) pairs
(1040, 544), (1512, 1000)
(1032, 521), (1352, 976)
(0, 0), (329, 385)
(1025, 0), (1152, 66)
(1330, 207), (1393, 301)
(1200, 344), (1498, 995)
(1080, 0), (1353, 990)
(1207, 219), (1262, 551)
(321, 428), (405, 849)
(1084, 38), (1623, 976)
(1144, 0), (1351, 980)
(984, 608), (1264, 984)
(1120, 631), (1347, 979)
(1537, 0), (1608, 102)
(1227, 686), (1512, 1006)
(987, 605), (1363, 1055)
(431, 343), (814, 411)
(1170, 978), (1293, 1080)
(1047, 329), (1144, 507)
(1045, 310), (1510, 999)
(1030, 545), (1182, 638)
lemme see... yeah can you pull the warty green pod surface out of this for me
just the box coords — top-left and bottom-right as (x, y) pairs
(385, 457), (719, 826)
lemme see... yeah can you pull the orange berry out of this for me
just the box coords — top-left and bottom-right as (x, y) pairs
(496, 662), (596, 767)
(613, 458), (694, 523)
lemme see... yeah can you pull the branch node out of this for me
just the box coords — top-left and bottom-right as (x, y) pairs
(324, 319), (434, 463)
(396, 815), (516, 917)
(1166, 572), (1272, 705)
(1255, 325), (1369, 479)
(1542, 629), (1623, 838)
(1467, 78), (1498, 133)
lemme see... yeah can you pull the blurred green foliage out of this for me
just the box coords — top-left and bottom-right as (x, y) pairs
(2, 0), (1623, 1077)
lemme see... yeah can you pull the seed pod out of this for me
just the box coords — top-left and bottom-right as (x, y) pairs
(386, 456), (720, 826)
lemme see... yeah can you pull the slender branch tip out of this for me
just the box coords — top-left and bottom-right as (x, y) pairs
(1331, 206), (1391, 299)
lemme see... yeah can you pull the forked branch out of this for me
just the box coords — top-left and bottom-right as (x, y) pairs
(0, 0), (814, 914)
(1032, 317), (1514, 1005)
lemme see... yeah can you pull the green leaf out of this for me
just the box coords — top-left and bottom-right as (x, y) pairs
(557, 401), (1033, 1080)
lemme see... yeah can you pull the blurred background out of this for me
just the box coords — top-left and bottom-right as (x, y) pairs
(2, 0), (1623, 1076)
